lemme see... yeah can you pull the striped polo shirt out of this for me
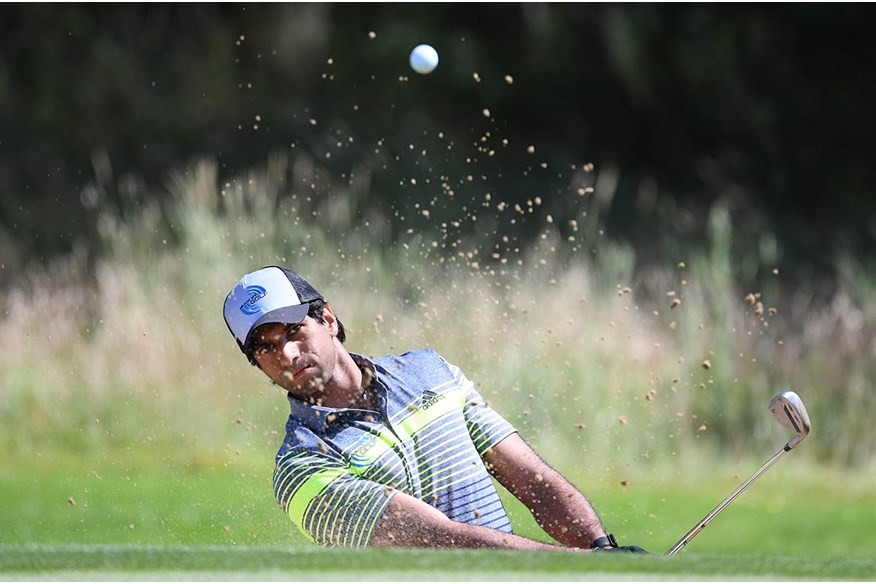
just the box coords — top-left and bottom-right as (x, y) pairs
(272, 349), (517, 547)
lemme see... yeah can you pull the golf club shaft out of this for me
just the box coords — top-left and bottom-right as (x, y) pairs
(665, 446), (789, 556)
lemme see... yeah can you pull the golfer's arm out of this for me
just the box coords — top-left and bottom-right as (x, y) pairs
(483, 432), (606, 549)
(370, 489), (584, 552)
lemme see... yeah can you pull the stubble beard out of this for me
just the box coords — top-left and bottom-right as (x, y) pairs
(280, 368), (331, 405)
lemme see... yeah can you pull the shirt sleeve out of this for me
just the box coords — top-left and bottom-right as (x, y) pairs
(273, 449), (396, 547)
(440, 358), (518, 455)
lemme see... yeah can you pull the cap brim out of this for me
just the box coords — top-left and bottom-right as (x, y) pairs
(244, 304), (310, 347)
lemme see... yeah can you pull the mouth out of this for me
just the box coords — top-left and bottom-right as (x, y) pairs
(293, 365), (312, 379)
(281, 365), (312, 383)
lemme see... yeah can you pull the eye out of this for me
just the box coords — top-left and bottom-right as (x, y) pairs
(255, 343), (275, 356)
(285, 324), (302, 338)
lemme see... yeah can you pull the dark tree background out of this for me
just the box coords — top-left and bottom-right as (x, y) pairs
(2, 3), (875, 291)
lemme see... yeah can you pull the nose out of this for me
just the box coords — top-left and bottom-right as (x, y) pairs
(278, 338), (301, 365)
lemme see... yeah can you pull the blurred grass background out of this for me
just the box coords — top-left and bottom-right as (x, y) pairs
(3, 157), (875, 468)
(1, 156), (874, 556)
(2, 5), (876, 564)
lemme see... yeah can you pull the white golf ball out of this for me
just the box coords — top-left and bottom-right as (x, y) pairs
(409, 44), (439, 74)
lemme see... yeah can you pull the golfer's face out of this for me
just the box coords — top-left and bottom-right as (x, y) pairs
(251, 318), (336, 398)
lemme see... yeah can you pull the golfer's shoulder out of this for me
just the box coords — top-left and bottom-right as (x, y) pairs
(273, 424), (312, 452)
(274, 426), (343, 468)
(372, 348), (452, 377)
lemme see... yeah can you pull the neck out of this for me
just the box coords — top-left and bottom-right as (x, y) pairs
(318, 347), (367, 409)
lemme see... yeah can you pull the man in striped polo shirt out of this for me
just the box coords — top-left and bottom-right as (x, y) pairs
(223, 266), (647, 553)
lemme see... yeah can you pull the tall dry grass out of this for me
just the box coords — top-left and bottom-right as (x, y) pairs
(1, 155), (873, 477)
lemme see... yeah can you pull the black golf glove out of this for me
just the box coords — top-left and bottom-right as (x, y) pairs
(592, 544), (650, 553)
(591, 533), (650, 554)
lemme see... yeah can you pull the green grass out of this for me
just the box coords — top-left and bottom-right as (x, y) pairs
(0, 455), (295, 546)
(2, 545), (875, 581)
(5, 453), (875, 554)
(2, 454), (874, 580)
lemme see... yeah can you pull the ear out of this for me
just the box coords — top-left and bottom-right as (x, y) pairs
(322, 303), (339, 337)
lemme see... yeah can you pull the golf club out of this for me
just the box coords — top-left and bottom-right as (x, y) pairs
(665, 391), (811, 556)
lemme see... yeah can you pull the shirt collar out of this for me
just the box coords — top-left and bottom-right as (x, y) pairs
(285, 353), (385, 432)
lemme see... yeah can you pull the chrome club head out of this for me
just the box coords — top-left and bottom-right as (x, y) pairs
(769, 391), (811, 450)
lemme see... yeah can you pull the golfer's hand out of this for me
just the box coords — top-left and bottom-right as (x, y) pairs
(592, 544), (650, 553)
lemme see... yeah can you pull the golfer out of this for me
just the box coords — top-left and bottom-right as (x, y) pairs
(223, 266), (647, 553)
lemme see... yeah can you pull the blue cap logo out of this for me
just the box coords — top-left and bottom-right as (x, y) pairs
(240, 285), (267, 315)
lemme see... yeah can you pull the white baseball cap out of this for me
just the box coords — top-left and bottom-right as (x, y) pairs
(223, 266), (324, 359)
